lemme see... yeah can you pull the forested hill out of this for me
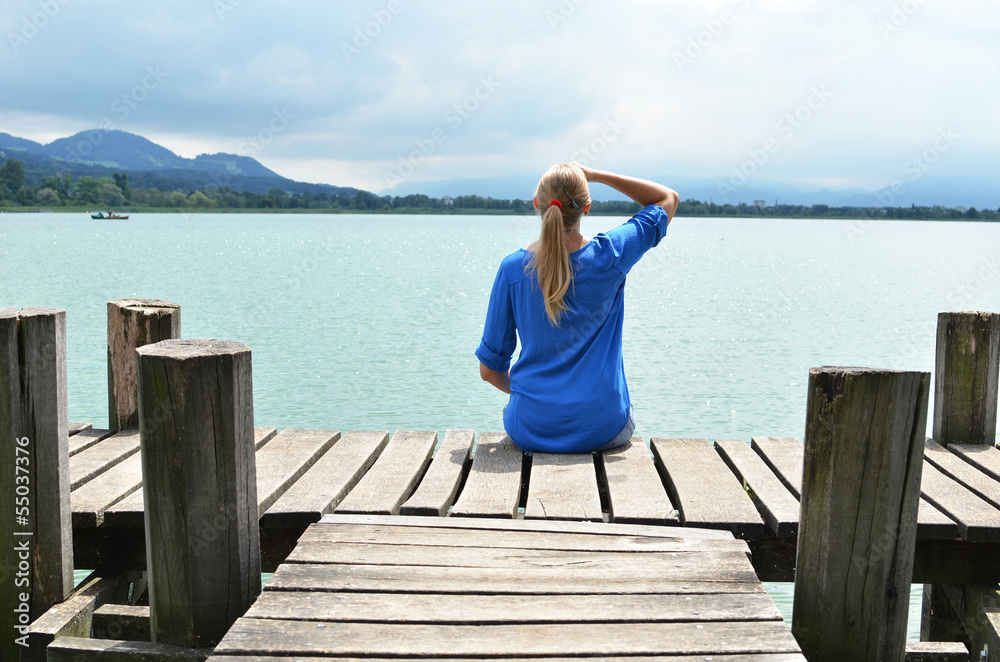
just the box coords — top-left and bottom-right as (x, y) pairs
(0, 129), (359, 197)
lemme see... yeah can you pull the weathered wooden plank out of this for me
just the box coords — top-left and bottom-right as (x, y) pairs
(524, 452), (602, 521)
(904, 641), (971, 661)
(400, 428), (474, 516)
(245, 590), (783, 623)
(68, 421), (92, 436)
(47, 636), (209, 662)
(71, 451), (144, 527)
(102, 426), (286, 528)
(68, 428), (113, 456)
(254, 428), (340, 515)
(792, 366), (928, 662)
(319, 512), (738, 540)
(651, 438), (765, 538)
(925, 437), (1000, 508)
(335, 430), (437, 515)
(602, 437), (677, 525)
(286, 540), (752, 574)
(450, 432), (524, 518)
(254, 426), (278, 449)
(206, 656), (808, 662)
(920, 460), (1000, 542)
(69, 430), (140, 490)
(715, 439), (802, 538)
(215, 619), (801, 657)
(91, 603), (151, 642)
(137, 338), (260, 647)
(262, 430), (389, 527)
(949, 443), (1000, 483)
(265, 561), (762, 594)
(960, 584), (1000, 662)
(751, 434), (958, 539)
(107, 298), (181, 431)
(299, 522), (749, 554)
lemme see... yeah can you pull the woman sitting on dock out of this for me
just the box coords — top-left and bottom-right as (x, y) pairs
(477, 163), (679, 453)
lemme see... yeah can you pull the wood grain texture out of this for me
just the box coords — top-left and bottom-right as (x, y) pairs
(137, 338), (260, 648)
(244, 590), (783, 623)
(67, 428), (114, 456)
(254, 426), (278, 449)
(47, 636), (209, 662)
(71, 449), (144, 527)
(450, 432), (524, 518)
(319, 512), (737, 540)
(207, 656), (808, 662)
(334, 430), (437, 515)
(91, 603), (151, 642)
(264, 560), (761, 594)
(715, 439), (801, 538)
(107, 299), (181, 431)
(214, 619), (801, 657)
(651, 438), (765, 538)
(919, 460), (1000, 543)
(68, 421), (92, 436)
(925, 437), (1000, 508)
(602, 437), (677, 525)
(792, 367), (929, 662)
(69, 430), (140, 490)
(24, 572), (122, 662)
(300, 521), (748, 553)
(751, 434), (958, 539)
(933, 311), (1000, 447)
(253, 428), (339, 515)
(263, 430), (389, 527)
(400, 428), (473, 516)
(903, 641), (973, 661)
(524, 452), (602, 521)
(949, 443), (1000, 482)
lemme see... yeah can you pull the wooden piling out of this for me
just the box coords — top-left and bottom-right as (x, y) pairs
(1, 307), (73, 662)
(136, 338), (260, 648)
(107, 299), (180, 431)
(792, 366), (929, 662)
(923, 311), (1000, 644)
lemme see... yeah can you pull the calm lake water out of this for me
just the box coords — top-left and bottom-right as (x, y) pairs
(4, 212), (999, 639)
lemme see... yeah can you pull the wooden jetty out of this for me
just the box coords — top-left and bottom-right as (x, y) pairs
(2, 302), (997, 661)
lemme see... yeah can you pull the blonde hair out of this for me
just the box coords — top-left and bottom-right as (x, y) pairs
(527, 163), (591, 325)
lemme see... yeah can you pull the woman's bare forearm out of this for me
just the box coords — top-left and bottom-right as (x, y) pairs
(574, 163), (679, 217)
(479, 362), (511, 394)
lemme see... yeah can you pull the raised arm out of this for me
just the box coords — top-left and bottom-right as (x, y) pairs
(573, 163), (679, 220)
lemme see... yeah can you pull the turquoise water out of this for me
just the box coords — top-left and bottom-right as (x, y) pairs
(8, 213), (1000, 640)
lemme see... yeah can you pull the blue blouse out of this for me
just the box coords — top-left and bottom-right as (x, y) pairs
(476, 204), (670, 453)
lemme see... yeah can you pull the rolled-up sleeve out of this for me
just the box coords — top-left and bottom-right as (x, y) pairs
(608, 204), (670, 275)
(476, 263), (517, 372)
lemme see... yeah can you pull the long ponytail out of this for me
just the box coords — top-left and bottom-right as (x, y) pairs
(527, 164), (591, 326)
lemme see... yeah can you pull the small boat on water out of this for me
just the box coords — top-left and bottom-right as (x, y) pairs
(91, 211), (129, 219)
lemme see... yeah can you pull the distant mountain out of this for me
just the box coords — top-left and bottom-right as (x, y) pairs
(0, 129), (360, 196)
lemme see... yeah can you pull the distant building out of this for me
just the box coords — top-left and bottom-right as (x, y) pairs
(443, 196), (454, 205)
(753, 199), (767, 209)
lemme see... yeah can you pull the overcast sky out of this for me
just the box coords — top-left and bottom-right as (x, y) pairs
(2, 0), (997, 197)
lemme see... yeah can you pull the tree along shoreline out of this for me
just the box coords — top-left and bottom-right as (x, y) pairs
(1, 159), (996, 221)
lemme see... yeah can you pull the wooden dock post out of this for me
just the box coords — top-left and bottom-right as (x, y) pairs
(923, 311), (1000, 646)
(107, 299), (180, 431)
(136, 338), (260, 648)
(792, 366), (929, 662)
(1, 308), (73, 662)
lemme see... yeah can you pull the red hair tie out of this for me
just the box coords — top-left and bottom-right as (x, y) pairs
(549, 199), (562, 209)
